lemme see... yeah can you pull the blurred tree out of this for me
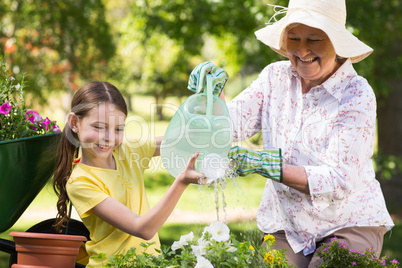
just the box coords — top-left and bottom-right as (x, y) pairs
(347, 0), (402, 207)
(112, 0), (287, 120)
(0, 0), (115, 101)
(106, 0), (195, 120)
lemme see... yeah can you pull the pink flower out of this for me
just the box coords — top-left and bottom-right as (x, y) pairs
(42, 117), (51, 131)
(26, 109), (42, 123)
(52, 124), (61, 133)
(0, 102), (11, 115)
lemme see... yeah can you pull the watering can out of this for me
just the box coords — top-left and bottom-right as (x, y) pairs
(161, 75), (232, 178)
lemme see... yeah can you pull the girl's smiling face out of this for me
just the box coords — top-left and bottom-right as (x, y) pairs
(73, 102), (126, 169)
(285, 24), (341, 91)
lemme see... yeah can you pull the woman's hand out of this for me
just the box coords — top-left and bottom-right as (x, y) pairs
(177, 151), (207, 185)
(228, 146), (283, 183)
(188, 61), (228, 96)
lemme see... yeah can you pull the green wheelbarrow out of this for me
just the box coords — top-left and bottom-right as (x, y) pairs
(0, 133), (61, 233)
(0, 133), (89, 267)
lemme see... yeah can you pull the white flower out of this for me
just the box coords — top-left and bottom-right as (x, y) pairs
(191, 237), (210, 256)
(203, 221), (230, 242)
(226, 244), (237, 253)
(15, 83), (20, 90)
(195, 256), (214, 268)
(171, 231), (194, 251)
(191, 245), (205, 257)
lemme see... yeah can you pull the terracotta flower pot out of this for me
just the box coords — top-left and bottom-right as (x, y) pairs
(9, 231), (87, 268)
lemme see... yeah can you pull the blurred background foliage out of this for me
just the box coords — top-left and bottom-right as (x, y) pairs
(1, 0), (402, 208)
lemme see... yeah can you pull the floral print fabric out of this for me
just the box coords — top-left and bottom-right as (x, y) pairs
(227, 59), (394, 255)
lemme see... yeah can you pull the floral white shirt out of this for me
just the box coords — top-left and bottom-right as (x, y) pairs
(227, 60), (394, 255)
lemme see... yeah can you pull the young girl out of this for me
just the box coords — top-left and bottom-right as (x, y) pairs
(53, 81), (206, 267)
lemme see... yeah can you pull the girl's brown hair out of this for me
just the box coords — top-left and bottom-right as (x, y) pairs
(53, 81), (127, 232)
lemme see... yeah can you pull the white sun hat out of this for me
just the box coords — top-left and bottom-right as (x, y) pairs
(255, 0), (373, 63)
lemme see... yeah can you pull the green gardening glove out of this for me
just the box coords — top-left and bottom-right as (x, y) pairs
(228, 146), (283, 183)
(188, 61), (229, 96)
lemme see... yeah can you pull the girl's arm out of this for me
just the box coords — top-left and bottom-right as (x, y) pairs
(219, 91), (226, 102)
(92, 152), (205, 240)
(153, 136), (163, 156)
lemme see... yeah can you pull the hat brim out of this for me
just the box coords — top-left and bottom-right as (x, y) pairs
(255, 10), (373, 63)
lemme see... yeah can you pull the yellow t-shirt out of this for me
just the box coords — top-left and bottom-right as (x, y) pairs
(66, 138), (161, 267)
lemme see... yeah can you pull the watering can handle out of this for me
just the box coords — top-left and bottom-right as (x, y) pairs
(206, 74), (213, 117)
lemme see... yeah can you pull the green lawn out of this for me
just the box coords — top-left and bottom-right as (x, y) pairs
(145, 170), (265, 212)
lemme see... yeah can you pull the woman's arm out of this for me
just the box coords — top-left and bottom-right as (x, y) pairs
(282, 164), (309, 194)
(92, 152), (205, 240)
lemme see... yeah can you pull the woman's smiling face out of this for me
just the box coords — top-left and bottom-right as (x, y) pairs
(285, 24), (340, 91)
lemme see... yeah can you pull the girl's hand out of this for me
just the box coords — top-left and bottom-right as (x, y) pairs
(177, 151), (207, 185)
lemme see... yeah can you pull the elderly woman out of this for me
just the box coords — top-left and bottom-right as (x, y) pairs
(189, 0), (394, 267)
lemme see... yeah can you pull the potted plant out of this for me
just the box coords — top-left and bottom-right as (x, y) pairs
(94, 221), (400, 268)
(93, 221), (295, 267)
(0, 56), (61, 233)
(316, 237), (400, 268)
(0, 57), (86, 267)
